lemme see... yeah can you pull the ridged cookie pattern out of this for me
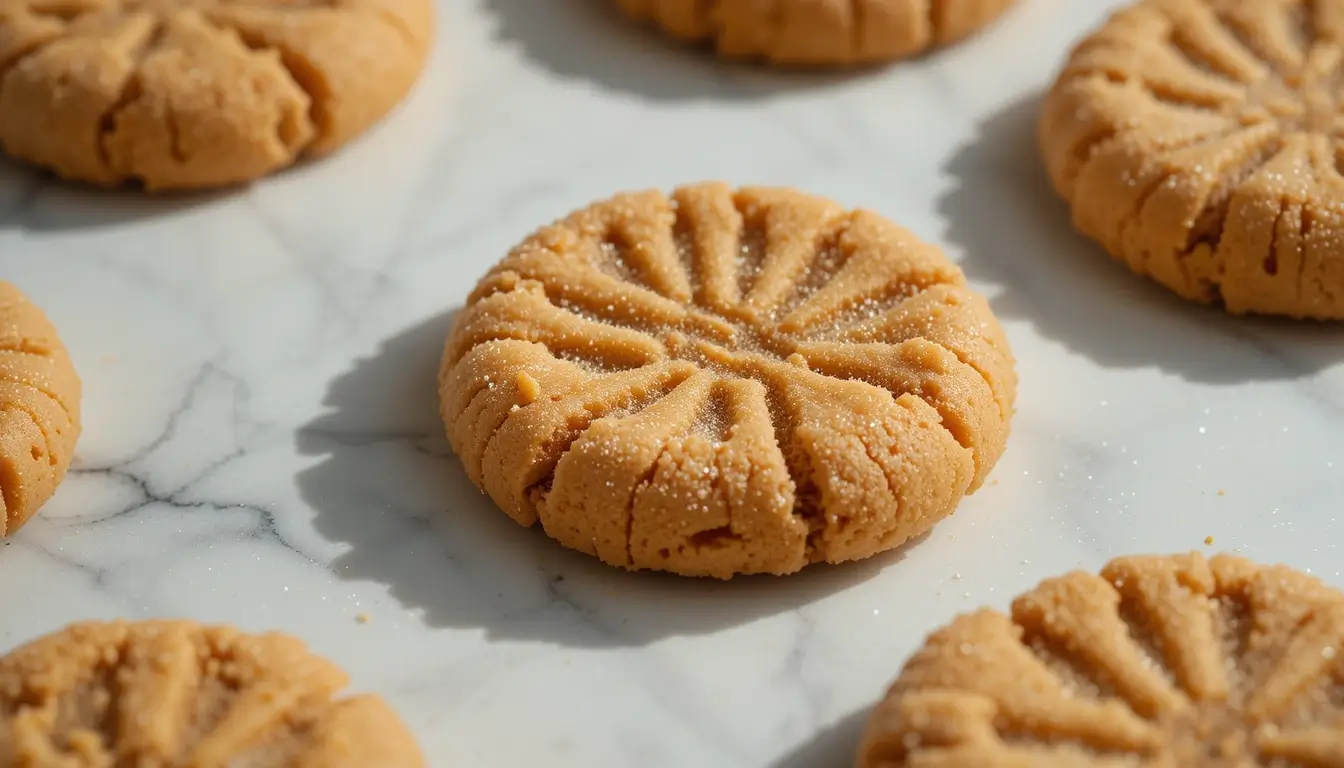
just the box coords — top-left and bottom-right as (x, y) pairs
(0, 620), (425, 767)
(1041, 0), (1344, 319)
(858, 552), (1344, 767)
(615, 0), (1017, 67)
(0, 281), (80, 537)
(0, 0), (434, 190)
(439, 183), (1016, 579)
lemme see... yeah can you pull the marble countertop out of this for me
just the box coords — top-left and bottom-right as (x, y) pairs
(3, 1), (1343, 765)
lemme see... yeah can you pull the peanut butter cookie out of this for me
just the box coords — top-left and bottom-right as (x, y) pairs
(0, 0), (433, 191)
(614, 0), (1017, 67)
(0, 620), (424, 767)
(439, 183), (1016, 579)
(858, 552), (1344, 766)
(0, 282), (80, 537)
(1041, 0), (1344, 319)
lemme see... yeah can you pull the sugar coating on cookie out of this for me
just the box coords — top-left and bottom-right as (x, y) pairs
(439, 183), (1016, 579)
(858, 552), (1344, 766)
(0, 282), (80, 537)
(0, 0), (434, 190)
(1041, 0), (1344, 319)
(614, 0), (1017, 66)
(0, 620), (425, 766)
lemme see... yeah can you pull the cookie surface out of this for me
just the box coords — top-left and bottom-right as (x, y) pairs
(439, 183), (1016, 579)
(1041, 0), (1344, 319)
(0, 620), (424, 767)
(0, 0), (433, 190)
(0, 282), (80, 537)
(858, 552), (1344, 766)
(614, 0), (1017, 67)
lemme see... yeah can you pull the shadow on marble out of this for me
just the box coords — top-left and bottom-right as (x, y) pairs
(939, 96), (1344, 383)
(0, 156), (218, 231)
(769, 708), (868, 768)
(477, 0), (858, 101)
(296, 309), (914, 647)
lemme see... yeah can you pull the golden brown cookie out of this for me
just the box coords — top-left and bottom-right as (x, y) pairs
(614, 0), (1017, 67)
(0, 0), (434, 191)
(857, 552), (1344, 766)
(1040, 0), (1344, 319)
(438, 183), (1016, 579)
(0, 281), (81, 537)
(0, 619), (424, 767)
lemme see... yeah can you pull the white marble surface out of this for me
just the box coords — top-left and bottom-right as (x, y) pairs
(3, 0), (1344, 765)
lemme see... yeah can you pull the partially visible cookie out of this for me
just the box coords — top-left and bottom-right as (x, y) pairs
(614, 0), (1017, 67)
(1041, 0), (1344, 319)
(0, 282), (80, 537)
(0, 0), (434, 191)
(0, 620), (425, 767)
(439, 182), (1016, 579)
(857, 552), (1344, 766)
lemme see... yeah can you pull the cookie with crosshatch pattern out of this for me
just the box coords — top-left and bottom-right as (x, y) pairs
(614, 0), (1017, 67)
(0, 619), (424, 766)
(1041, 0), (1344, 319)
(858, 552), (1344, 766)
(438, 183), (1016, 578)
(0, 0), (433, 190)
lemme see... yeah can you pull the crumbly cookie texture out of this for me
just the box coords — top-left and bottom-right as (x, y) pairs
(614, 0), (1017, 67)
(858, 552), (1344, 767)
(0, 0), (434, 191)
(0, 620), (425, 767)
(439, 183), (1016, 579)
(0, 282), (80, 537)
(1041, 0), (1344, 319)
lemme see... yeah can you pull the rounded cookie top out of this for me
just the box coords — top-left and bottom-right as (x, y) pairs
(1041, 0), (1344, 319)
(858, 552), (1344, 767)
(0, 0), (434, 190)
(614, 0), (1017, 67)
(439, 183), (1016, 579)
(0, 282), (81, 538)
(0, 620), (424, 767)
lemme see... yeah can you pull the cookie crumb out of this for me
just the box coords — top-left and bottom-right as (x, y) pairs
(355, 613), (370, 625)
(1204, 536), (1214, 546)
(1217, 489), (1225, 496)
(515, 372), (541, 405)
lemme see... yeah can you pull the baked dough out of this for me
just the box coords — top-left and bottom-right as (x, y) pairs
(614, 0), (1017, 67)
(0, 620), (425, 767)
(859, 552), (1344, 766)
(1042, 0), (1344, 318)
(439, 183), (1016, 578)
(0, 281), (81, 537)
(0, 0), (433, 190)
